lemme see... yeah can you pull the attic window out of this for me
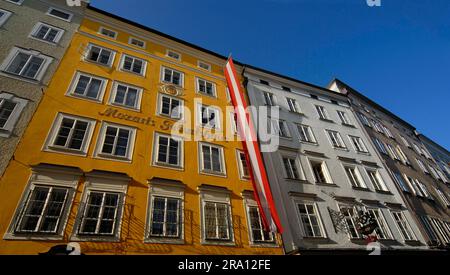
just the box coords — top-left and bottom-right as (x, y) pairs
(167, 50), (181, 61)
(259, 80), (269, 85)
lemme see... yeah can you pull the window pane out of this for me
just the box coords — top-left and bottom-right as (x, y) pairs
(6, 52), (30, 75)
(0, 100), (17, 128)
(22, 56), (44, 79)
(125, 88), (137, 107)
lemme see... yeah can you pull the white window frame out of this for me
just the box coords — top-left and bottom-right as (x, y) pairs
(94, 122), (136, 162)
(5, 0), (24, 5)
(326, 130), (347, 149)
(315, 105), (330, 120)
(128, 37), (146, 48)
(244, 204), (275, 244)
(119, 54), (147, 76)
(416, 158), (429, 174)
(386, 143), (400, 161)
(44, 113), (96, 156)
(295, 201), (326, 238)
(296, 124), (317, 144)
(366, 169), (389, 192)
(0, 8), (12, 27)
(145, 182), (184, 244)
(389, 169), (410, 193)
(337, 110), (352, 126)
(390, 211), (417, 241)
(200, 189), (234, 244)
(197, 60), (211, 71)
(349, 135), (368, 153)
(166, 49), (181, 61)
(395, 145), (410, 165)
(198, 142), (226, 176)
(72, 174), (128, 241)
(434, 188), (450, 208)
(357, 112), (371, 127)
(0, 93), (28, 137)
(161, 66), (184, 87)
(0, 47), (53, 82)
(98, 26), (118, 39)
(286, 98), (301, 113)
(400, 135), (412, 148)
(46, 7), (73, 22)
(309, 158), (333, 184)
(152, 132), (184, 169)
(270, 118), (291, 138)
(197, 104), (221, 130)
(343, 165), (367, 189)
(338, 205), (361, 239)
(157, 93), (184, 120)
(196, 77), (217, 97)
(373, 137), (388, 155)
(281, 154), (304, 180)
(262, 91), (276, 106)
(84, 44), (116, 67)
(366, 208), (394, 240)
(5, 167), (80, 241)
(236, 150), (250, 180)
(108, 81), (143, 110)
(29, 22), (65, 44)
(66, 71), (108, 102)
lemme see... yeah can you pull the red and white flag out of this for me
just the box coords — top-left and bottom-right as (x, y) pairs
(224, 57), (283, 233)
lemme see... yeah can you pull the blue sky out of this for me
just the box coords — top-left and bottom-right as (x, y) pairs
(91, 0), (450, 150)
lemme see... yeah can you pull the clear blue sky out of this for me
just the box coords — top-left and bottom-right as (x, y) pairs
(91, 0), (450, 150)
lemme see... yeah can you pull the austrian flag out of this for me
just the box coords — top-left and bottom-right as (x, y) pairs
(224, 57), (283, 234)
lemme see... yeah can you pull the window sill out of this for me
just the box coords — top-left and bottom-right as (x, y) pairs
(315, 182), (339, 187)
(0, 129), (12, 138)
(46, 146), (88, 156)
(351, 186), (372, 192)
(145, 237), (185, 245)
(201, 240), (236, 247)
(285, 178), (311, 185)
(288, 110), (305, 116)
(332, 147), (349, 152)
(29, 36), (60, 46)
(95, 154), (132, 163)
(70, 235), (121, 243)
(342, 123), (356, 128)
(249, 242), (279, 248)
(3, 232), (64, 241)
(199, 171), (227, 178)
(67, 93), (103, 104)
(375, 190), (393, 195)
(301, 236), (330, 242)
(153, 162), (184, 171)
(119, 68), (145, 78)
(0, 71), (43, 85)
(299, 141), (319, 146)
(109, 102), (141, 113)
(319, 118), (334, 123)
(356, 151), (371, 156)
(84, 59), (113, 68)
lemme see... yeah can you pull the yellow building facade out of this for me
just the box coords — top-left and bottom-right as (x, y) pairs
(0, 7), (283, 255)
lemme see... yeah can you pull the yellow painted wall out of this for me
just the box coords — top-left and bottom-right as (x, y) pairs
(0, 15), (283, 255)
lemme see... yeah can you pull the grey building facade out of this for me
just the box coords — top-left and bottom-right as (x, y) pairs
(0, 0), (87, 176)
(329, 79), (450, 250)
(243, 68), (427, 254)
